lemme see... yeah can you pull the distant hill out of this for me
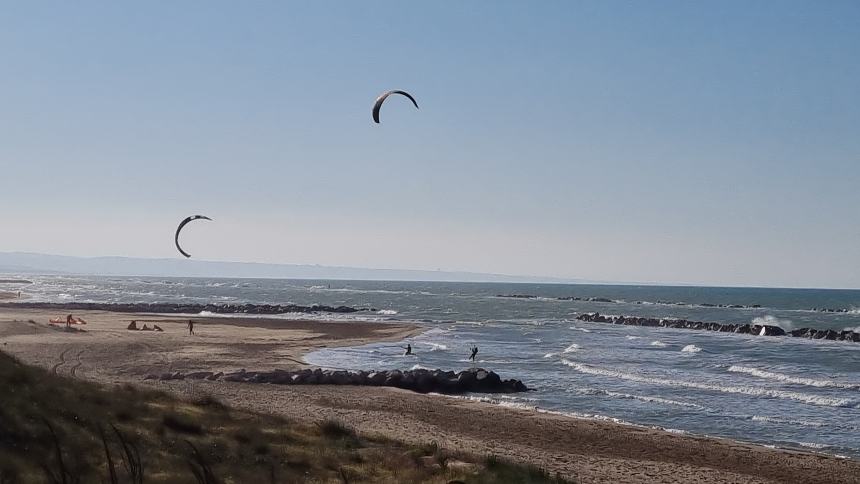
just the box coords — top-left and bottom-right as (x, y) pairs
(0, 251), (582, 283)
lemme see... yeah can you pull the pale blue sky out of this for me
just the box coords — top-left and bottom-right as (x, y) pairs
(1, 1), (859, 288)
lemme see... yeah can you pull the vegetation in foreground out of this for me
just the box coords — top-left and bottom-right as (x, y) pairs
(0, 351), (569, 483)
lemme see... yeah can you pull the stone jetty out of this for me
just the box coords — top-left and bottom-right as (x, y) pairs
(146, 367), (529, 394)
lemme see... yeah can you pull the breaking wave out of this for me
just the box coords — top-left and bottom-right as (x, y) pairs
(752, 315), (794, 331)
(561, 360), (856, 408)
(727, 366), (860, 390)
(563, 343), (580, 353)
(570, 387), (704, 409)
(681, 344), (702, 353)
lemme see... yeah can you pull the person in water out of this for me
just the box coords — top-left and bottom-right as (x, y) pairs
(403, 343), (412, 356)
(469, 345), (479, 362)
(188, 320), (194, 335)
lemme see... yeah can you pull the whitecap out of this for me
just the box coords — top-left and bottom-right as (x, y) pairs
(749, 415), (826, 428)
(561, 360), (855, 408)
(728, 365), (860, 390)
(797, 442), (830, 449)
(377, 309), (398, 315)
(650, 341), (667, 347)
(543, 352), (558, 358)
(752, 315), (794, 331)
(681, 344), (702, 353)
(570, 387), (704, 409)
(426, 343), (448, 352)
(625, 335), (641, 340)
(563, 343), (580, 353)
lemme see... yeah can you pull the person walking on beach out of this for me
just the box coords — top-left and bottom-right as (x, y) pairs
(403, 343), (412, 356)
(469, 345), (479, 362)
(66, 314), (74, 329)
(188, 320), (194, 335)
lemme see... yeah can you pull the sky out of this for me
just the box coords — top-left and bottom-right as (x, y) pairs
(1, 1), (859, 288)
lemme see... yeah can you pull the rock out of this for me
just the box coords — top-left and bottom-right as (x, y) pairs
(153, 324), (164, 332)
(575, 313), (855, 344)
(127, 321), (138, 330)
(153, 367), (529, 395)
(0, 301), (371, 315)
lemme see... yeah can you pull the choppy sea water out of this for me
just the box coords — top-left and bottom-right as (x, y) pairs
(5, 275), (860, 458)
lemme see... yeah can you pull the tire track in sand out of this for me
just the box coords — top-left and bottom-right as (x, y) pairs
(51, 348), (71, 375)
(69, 349), (86, 378)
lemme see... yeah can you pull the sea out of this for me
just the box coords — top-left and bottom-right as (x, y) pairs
(4, 275), (860, 458)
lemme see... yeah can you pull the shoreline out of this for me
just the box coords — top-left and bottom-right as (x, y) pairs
(2, 307), (859, 483)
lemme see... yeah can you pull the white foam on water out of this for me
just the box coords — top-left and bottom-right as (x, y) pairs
(650, 340), (667, 347)
(570, 387), (704, 409)
(625, 335), (640, 340)
(561, 360), (856, 408)
(426, 343), (448, 352)
(570, 326), (592, 333)
(563, 343), (580, 353)
(681, 344), (702, 353)
(797, 442), (830, 449)
(727, 366), (860, 390)
(752, 315), (794, 331)
(749, 415), (826, 428)
(377, 309), (398, 315)
(543, 352), (558, 358)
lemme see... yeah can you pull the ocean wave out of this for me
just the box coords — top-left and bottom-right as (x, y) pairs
(426, 343), (448, 352)
(377, 309), (398, 315)
(650, 341), (667, 347)
(749, 415), (826, 428)
(570, 387), (704, 409)
(561, 360), (856, 408)
(727, 366), (860, 390)
(563, 343), (580, 353)
(797, 442), (831, 449)
(681, 344), (702, 353)
(625, 335), (641, 340)
(437, 394), (637, 426)
(570, 326), (592, 333)
(543, 352), (558, 358)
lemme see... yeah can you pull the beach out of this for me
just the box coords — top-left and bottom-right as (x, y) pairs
(2, 307), (858, 484)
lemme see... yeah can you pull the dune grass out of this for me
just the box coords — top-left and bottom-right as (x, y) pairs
(0, 351), (569, 483)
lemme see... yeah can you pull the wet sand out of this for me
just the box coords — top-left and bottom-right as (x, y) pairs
(2, 308), (858, 483)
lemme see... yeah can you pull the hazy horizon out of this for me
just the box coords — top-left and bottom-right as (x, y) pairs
(4, 251), (860, 291)
(2, 2), (859, 289)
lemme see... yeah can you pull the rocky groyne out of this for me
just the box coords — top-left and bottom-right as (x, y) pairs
(146, 367), (529, 394)
(0, 302), (370, 314)
(576, 312), (860, 342)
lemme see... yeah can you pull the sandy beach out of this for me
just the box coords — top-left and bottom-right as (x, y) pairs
(2, 307), (859, 484)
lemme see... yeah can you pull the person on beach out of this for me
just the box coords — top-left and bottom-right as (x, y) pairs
(403, 343), (412, 356)
(188, 320), (194, 335)
(469, 345), (479, 362)
(66, 314), (74, 329)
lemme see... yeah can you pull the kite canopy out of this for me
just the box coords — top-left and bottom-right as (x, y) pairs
(174, 215), (212, 258)
(372, 90), (419, 123)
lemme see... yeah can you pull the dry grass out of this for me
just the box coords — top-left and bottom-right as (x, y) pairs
(0, 351), (570, 483)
